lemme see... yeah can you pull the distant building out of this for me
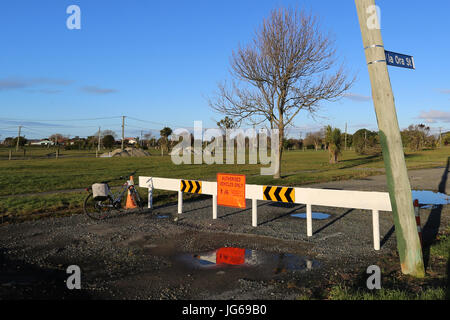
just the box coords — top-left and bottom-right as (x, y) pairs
(123, 137), (138, 145)
(30, 140), (54, 146)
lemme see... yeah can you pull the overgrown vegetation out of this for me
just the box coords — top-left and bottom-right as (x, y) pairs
(401, 124), (438, 151)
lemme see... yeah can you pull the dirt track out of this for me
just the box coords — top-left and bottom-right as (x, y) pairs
(0, 166), (448, 300)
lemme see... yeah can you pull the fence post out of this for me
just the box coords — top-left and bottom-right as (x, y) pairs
(9, 150), (12, 160)
(213, 194), (217, 219)
(372, 210), (380, 251)
(413, 200), (423, 246)
(178, 191), (183, 214)
(252, 198), (257, 227)
(148, 186), (153, 209)
(307, 204), (313, 237)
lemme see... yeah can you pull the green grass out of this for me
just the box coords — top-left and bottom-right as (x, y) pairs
(1, 147), (449, 196)
(0, 192), (87, 222)
(430, 230), (450, 261)
(328, 285), (446, 300)
(0, 146), (448, 219)
(0, 184), (203, 220)
(325, 226), (450, 300)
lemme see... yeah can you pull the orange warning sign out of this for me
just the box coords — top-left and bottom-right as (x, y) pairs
(217, 173), (246, 209)
(216, 247), (245, 265)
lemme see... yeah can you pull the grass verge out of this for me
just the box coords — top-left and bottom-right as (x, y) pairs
(323, 226), (450, 300)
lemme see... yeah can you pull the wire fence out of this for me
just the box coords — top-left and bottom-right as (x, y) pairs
(1, 116), (449, 150)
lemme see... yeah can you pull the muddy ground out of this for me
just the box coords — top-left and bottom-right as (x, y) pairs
(0, 166), (448, 300)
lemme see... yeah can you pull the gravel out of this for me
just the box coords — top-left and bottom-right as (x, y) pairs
(0, 167), (448, 299)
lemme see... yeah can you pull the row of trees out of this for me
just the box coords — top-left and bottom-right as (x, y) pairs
(286, 125), (449, 156)
(3, 124), (447, 156)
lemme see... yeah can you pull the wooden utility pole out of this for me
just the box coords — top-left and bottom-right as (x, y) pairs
(355, 0), (425, 277)
(364, 130), (367, 152)
(345, 123), (348, 151)
(97, 126), (101, 152)
(121, 116), (125, 150)
(16, 126), (22, 151)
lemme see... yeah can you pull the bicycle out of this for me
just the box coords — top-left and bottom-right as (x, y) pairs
(84, 171), (144, 220)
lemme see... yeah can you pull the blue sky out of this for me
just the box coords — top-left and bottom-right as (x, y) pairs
(0, 0), (449, 140)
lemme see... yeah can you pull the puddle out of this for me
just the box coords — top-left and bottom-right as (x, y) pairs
(156, 215), (169, 219)
(291, 212), (331, 220)
(178, 247), (319, 273)
(412, 190), (450, 206)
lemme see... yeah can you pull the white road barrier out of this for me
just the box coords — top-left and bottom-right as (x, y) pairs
(139, 176), (392, 251)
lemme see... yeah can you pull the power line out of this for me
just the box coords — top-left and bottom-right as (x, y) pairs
(0, 116), (122, 122)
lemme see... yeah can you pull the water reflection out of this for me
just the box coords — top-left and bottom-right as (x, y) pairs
(412, 190), (450, 206)
(182, 247), (318, 273)
(291, 213), (331, 220)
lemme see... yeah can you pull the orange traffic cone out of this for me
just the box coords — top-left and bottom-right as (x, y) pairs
(125, 176), (137, 209)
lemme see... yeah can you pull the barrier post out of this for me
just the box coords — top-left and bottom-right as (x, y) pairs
(252, 199), (257, 227)
(212, 194), (217, 219)
(307, 204), (313, 237)
(413, 200), (423, 246)
(372, 210), (380, 251)
(148, 186), (153, 209)
(178, 191), (183, 214)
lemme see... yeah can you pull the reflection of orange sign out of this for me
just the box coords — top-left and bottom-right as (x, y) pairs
(217, 173), (246, 209)
(216, 247), (245, 265)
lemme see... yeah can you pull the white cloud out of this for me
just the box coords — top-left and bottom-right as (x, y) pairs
(0, 77), (73, 91)
(81, 86), (118, 94)
(418, 110), (450, 123)
(342, 92), (372, 102)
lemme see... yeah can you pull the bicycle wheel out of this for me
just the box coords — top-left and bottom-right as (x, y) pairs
(84, 193), (113, 220)
(130, 187), (144, 212)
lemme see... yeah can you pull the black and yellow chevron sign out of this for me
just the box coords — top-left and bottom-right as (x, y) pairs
(263, 186), (295, 203)
(180, 180), (202, 194)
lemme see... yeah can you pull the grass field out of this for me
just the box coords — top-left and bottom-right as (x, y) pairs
(1, 146), (449, 300)
(0, 146), (449, 220)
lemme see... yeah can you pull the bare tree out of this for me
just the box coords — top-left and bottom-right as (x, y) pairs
(49, 133), (67, 145)
(304, 131), (323, 151)
(209, 7), (353, 178)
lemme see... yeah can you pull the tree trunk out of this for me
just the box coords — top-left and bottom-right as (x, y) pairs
(329, 149), (335, 164)
(274, 126), (284, 179)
